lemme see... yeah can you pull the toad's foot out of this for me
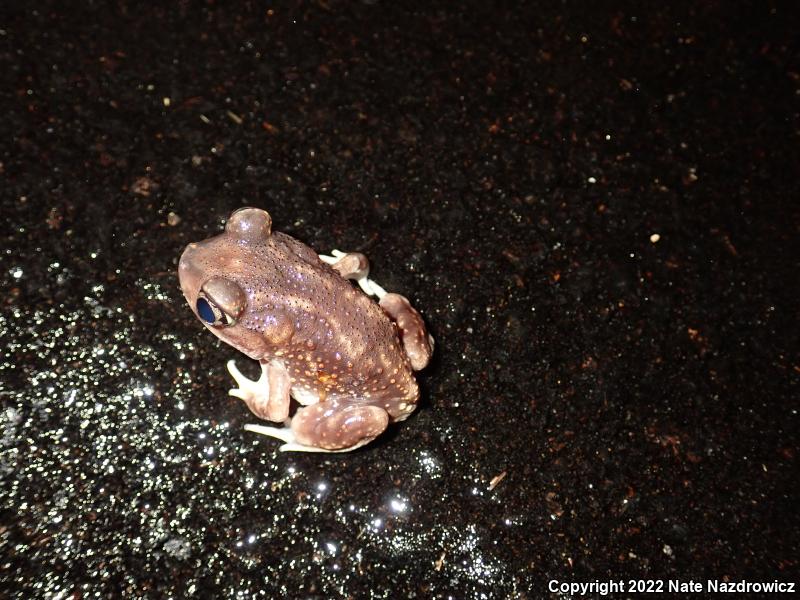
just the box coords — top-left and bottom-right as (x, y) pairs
(227, 359), (291, 422)
(242, 423), (354, 453)
(319, 249), (387, 299)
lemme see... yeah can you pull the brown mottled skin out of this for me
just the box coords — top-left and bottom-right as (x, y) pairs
(178, 208), (433, 452)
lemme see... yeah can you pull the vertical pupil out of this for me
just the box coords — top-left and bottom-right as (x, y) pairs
(196, 297), (216, 323)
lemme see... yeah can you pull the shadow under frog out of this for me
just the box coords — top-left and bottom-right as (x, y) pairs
(178, 207), (433, 452)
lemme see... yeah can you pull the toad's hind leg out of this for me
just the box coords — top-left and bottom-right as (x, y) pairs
(293, 401), (389, 451)
(379, 293), (434, 371)
(319, 249), (387, 299)
(319, 249), (434, 370)
(245, 400), (389, 452)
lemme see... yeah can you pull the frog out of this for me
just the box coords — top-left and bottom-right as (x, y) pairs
(178, 207), (434, 452)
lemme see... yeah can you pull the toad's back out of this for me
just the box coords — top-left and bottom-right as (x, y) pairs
(202, 231), (419, 417)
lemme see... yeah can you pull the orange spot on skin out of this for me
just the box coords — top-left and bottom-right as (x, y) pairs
(316, 372), (333, 402)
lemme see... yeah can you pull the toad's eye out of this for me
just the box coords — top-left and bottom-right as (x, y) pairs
(196, 276), (246, 328)
(196, 294), (234, 327)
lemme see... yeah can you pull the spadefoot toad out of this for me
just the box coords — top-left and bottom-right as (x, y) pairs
(178, 207), (433, 452)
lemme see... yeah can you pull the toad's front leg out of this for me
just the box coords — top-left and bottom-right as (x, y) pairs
(227, 359), (291, 422)
(245, 400), (389, 453)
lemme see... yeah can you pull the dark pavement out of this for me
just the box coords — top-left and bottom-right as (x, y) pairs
(1, 2), (798, 597)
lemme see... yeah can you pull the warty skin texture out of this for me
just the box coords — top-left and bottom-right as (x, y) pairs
(178, 207), (432, 451)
